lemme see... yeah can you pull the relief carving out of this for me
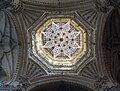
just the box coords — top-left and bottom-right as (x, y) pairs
(105, 85), (120, 91)
(95, 0), (120, 13)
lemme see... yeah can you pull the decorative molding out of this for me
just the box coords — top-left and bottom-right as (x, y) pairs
(0, 0), (118, 91)
(14, 2), (44, 30)
(0, 78), (29, 91)
(109, 0), (120, 8)
(105, 85), (120, 91)
(7, 59), (47, 90)
(11, 0), (23, 14)
(95, 76), (109, 91)
(14, 75), (31, 91)
(29, 13), (95, 74)
(0, 0), (12, 10)
(94, 0), (120, 13)
(76, 6), (99, 28)
(0, 0), (23, 13)
(19, 59), (47, 83)
(80, 60), (101, 81)
(94, 0), (110, 13)
(80, 59), (111, 90)
(28, 75), (94, 91)
(22, 0), (94, 12)
(0, 80), (16, 91)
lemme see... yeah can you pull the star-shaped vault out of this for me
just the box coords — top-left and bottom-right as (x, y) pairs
(35, 18), (87, 69)
(42, 21), (81, 59)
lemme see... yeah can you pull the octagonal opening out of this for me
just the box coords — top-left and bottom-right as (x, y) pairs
(33, 18), (87, 70)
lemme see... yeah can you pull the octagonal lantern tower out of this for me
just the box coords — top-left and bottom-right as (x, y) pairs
(31, 17), (91, 72)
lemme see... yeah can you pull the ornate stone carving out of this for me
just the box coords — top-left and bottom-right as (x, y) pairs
(41, 21), (81, 59)
(14, 2), (44, 29)
(0, 75), (31, 91)
(19, 59), (46, 84)
(94, 0), (110, 13)
(80, 59), (110, 90)
(20, 0), (94, 13)
(0, 0), (23, 13)
(94, 0), (120, 13)
(0, 78), (29, 91)
(0, 0), (12, 10)
(14, 75), (31, 91)
(105, 85), (120, 91)
(80, 60), (101, 80)
(0, 80), (15, 91)
(34, 18), (87, 69)
(76, 0), (99, 28)
(10, 0), (23, 13)
(30, 14), (94, 74)
(109, 0), (120, 8)
(95, 76), (109, 91)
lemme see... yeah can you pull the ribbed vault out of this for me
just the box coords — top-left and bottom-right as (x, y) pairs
(102, 8), (120, 84)
(0, 0), (120, 91)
